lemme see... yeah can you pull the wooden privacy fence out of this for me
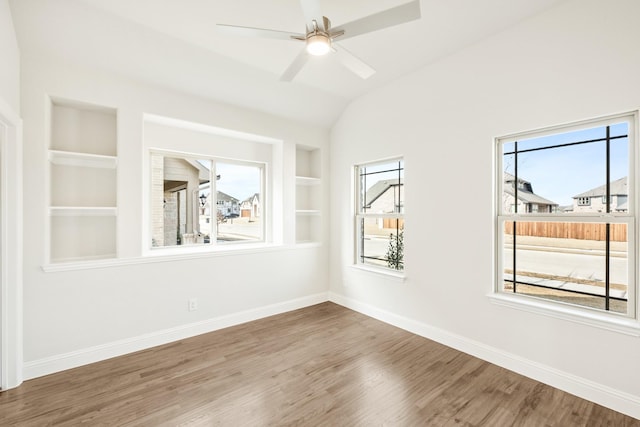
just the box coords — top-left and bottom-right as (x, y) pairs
(382, 218), (405, 229)
(504, 221), (627, 242)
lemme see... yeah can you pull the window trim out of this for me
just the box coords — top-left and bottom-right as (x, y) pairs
(148, 149), (266, 253)
(354, 156), (405, 274)
(493, 111), (640, 330)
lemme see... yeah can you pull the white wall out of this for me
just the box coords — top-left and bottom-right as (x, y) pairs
(0, 0), (19, 112)
(0, 0), (22, 389)
(20, 53), (329, 376)
(330, 0), (640, 418)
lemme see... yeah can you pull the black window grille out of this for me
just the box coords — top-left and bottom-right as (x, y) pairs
(502, 124), (630, 313)
(356, 159), (405, 271)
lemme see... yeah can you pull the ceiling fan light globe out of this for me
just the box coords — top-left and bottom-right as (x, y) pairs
(306, 35), (331, 56)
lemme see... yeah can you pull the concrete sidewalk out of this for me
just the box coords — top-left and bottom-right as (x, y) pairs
(512, 273), (628, 300)
(505, 235), (627, 258)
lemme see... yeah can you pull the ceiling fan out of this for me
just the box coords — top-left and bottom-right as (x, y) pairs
(217, 0), (421, 81)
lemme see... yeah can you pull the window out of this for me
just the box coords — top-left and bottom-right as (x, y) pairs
(355, 158), (404, 271)
(151, 152), (264, 248)
(578, 197), (591, 206)
(497, 113), (636, 318)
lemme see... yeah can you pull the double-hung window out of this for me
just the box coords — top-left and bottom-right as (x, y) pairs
(355, 158), (404, 271)
(496, 112), (637, 320)
(151, 152), (264, 248)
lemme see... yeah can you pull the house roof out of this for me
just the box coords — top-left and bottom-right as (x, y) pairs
(241, 193), (260, 204)
(364, 179), (402, 208)
(503, 172), (530, 184)
(217, 191), (239, 203)
(573, 176), (627, 198)
(503, 173), (557, 206)
(184, 159), (211, 184)
(503, 187), (557, 206)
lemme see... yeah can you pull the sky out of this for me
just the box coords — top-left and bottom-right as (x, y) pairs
(361, 159), (404, 191)
(503, 122), (629, 207)
(216, 162), (261, 200)
(197, 161), (261, 201)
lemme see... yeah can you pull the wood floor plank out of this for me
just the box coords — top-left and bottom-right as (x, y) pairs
(1, 302), (638, 426)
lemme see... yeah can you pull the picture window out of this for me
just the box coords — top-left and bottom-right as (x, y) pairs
(497, 113), (636, 318)
(151, 152), (264, 248)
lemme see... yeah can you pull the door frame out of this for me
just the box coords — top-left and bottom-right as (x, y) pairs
(0, 97), (22, 390)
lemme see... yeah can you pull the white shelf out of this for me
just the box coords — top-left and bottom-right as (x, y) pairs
(296, 209), (321, 216)
(49, 207), (118, 217)
(295, 145), (322, 244)
(50, 214), (117, 262)
(295, 214), (321, 243)
(295, 146), (321, 179)
(50, 102), (117, 156)
(49, 253), (118, 265)
(49, 150), (117, 169)
(49, 99), (118, 264)
(296, 176), (321, 186)
(294, 241), (322, 248)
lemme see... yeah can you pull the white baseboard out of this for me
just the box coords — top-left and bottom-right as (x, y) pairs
(22, 290), (640, 419)
(23, 292), (328, 381)
(328, 291), (640, 420)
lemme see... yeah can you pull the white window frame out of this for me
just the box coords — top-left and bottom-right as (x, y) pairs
(149, 149), (266, 252)
(354, 157), (405, 274)
(492, 111), (640, 335)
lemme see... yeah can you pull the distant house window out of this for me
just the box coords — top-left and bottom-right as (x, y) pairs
(355, 158), (404, 271)
(497, 112), (636, 320)
(617, 195), (628, 211)
(150, 152), (264, 248)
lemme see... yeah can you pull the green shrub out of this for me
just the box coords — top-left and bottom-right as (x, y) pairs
(386, 230), (404, 270)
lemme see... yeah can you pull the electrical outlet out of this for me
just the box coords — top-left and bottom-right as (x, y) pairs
(188, 298), (198, 312)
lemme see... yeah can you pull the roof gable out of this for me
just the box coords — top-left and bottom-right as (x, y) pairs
(573, 176), (627, 198)
(364, 179), (402, 208)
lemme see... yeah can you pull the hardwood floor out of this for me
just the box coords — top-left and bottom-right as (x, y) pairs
(1, 302), (638, 426)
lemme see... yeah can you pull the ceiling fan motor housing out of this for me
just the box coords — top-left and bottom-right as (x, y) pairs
(306, 32), (331, 56)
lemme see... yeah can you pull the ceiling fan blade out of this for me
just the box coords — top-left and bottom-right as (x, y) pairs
(280, 48), (310, 82)
(217, 24), (304, 41)
(299, 0), (323, 30)
(332, 0), (421, 41)
(334, 44), (375, 80)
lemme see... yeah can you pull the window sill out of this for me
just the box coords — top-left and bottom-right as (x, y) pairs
(488, 292), (640, 336)
(349, 264), (406, 283)
(145, 241), (276, 257)
(42, 243), (294, 272)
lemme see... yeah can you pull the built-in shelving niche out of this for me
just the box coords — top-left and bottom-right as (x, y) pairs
(48, 99), (118, 263)
(295, 145), (321, 244)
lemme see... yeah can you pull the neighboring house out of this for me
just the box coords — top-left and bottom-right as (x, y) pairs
(240, 193), (261, 220)
(503, 173), (558, 213)
(572, 176), (628, 213)
(216, 191), (240, 217)
(364, 179), (403, 213)
(152, 156), (210, 246)
(363, 179), (404, 234)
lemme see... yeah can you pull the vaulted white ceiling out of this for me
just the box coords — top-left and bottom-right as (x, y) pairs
(9, 0), (566, 127)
